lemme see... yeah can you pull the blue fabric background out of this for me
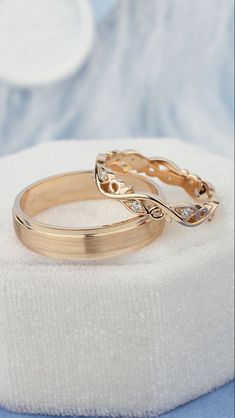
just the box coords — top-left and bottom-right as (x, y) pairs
(0, 0), (233, 157)
(0, 381), (234, 418)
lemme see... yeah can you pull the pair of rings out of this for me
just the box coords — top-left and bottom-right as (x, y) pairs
(13, 150), (219, 260)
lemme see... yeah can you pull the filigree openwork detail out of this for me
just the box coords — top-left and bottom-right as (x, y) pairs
(95, 150), (219, 227)
(96, 163), (164, 219)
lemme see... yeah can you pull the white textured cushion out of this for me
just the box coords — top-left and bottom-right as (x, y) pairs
(0, 139), (234, 416)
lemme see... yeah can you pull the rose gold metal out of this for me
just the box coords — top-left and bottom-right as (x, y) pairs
(95, 150), (219, 227)
(13, 170), (165, 260)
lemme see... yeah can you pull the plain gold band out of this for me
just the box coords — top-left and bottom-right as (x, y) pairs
(13, 170), (165, 260)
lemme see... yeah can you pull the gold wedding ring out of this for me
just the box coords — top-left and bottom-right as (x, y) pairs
(95, 150), (219, 227)
(13, 170), (165, 260)
(13, 149), (219, 260)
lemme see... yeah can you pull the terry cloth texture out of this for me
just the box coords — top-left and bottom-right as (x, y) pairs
(0, 139), (234, 416)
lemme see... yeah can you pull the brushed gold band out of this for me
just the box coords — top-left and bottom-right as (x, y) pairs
(13, 170), (165, 260)
(95, 150), (219, 227)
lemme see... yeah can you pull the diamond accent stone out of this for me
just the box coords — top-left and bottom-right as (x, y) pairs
(98, 170), (109, 182)
(130, 200), (144, 213)
(180, 206), (195, 218)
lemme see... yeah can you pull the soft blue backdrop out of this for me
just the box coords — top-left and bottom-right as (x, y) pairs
(0, 0), (233, 157)
(91, 0), (117, 19)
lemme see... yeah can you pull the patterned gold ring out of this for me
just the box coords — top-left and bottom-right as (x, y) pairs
(95, 150), (219, 227)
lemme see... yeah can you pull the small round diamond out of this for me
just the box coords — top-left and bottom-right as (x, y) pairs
(130, 200), (143, 213)
(180, 206), (195, 218)
(98, 170), (109, 182)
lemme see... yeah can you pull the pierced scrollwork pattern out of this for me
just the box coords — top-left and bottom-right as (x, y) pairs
(95, 150), (219, 227)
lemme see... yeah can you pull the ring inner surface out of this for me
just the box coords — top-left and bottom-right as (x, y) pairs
(20, 171), (159, 219)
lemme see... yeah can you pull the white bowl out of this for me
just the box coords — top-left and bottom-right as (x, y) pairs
(0, 0), (94, 86)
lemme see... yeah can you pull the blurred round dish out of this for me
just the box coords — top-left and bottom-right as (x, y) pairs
(0, 0), (94, 86)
